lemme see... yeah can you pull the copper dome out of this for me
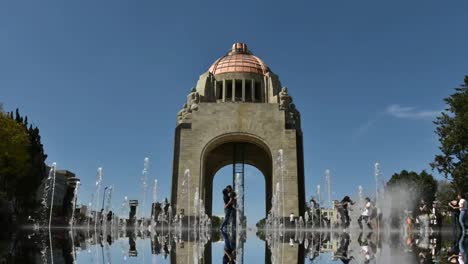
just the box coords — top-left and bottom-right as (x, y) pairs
(209, 43), (270, 75)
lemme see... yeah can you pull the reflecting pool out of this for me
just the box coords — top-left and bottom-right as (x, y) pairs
(1, 227), (465, 263)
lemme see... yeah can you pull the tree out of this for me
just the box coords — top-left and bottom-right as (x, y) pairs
(256, 217), (266, 228)
(0, 108), (48, 222)
(386, 170), (438, 226)
(387, 170), (438, 205)
(431, 76), (468, 194)
(12, 109), (48, 216)
(0, 112), (31, 216)
(211, 215), (223, 228)
(436, 180), (456, 212)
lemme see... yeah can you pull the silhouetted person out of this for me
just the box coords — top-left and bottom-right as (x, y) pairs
(163, 198), (170, 214)
(221, 185), (236, 230)
(152, 236), (162, 254)
(335, 232), (353, 263)
(106, 210), (113, 222)
(450, 198), (461, 236)
(163, 242), (170, 256)
(338, 196), (354, 228)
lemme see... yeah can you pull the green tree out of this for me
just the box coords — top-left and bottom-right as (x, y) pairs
(387, 170), (438, 205)
(386, 170), (438, 226)
(12, 109), (48, 216)
(0, 107), (48, 222)
(211, 215), (222, 228)
(431, 76), (468, 194)
(0, 112), (31, 214)
(256, 217), (266, 228)
(436, 180), (456, 212)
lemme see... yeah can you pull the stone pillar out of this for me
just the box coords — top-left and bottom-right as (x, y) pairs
(260, 81), (264, 103)
(232, 79), (235, 102)
(242, 79), (246, 102)
(222, 80), (226, 102)
(251, 80), (255, 102)
(214, 80), (217, 100)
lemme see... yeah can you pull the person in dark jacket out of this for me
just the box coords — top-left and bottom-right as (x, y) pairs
(221, 185), (236, 230)
(338, 196), (354, 228)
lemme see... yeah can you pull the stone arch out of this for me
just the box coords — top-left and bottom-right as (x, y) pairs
(199, 132), (273, 216)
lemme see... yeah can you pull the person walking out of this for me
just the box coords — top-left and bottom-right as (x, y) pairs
(338, 196), (354, 229)
(221, 185), (235, 230)
(358, 197), (373, 230)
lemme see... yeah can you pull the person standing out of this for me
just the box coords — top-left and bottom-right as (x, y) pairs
(221, 185), (235, 230)
(459, 194), (468, 235)
(338, 196), (354, 229)
(290, 213), (295, 224)
(451, 194), (468, 235)
(450, 198), (461, 235)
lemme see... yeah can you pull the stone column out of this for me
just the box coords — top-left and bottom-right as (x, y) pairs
(260, 81), (264, 103)
(232, 79), (235, 102)
(242, 79), (246, 102)
(214, 80), (217, 100)
(222, 80), (226, 102)
(251, 80), (255, 102)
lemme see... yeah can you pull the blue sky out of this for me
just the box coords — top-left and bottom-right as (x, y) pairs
(1, 0), (467, 224)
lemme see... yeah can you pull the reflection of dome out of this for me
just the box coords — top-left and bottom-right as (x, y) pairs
(208, 43), (270, 75)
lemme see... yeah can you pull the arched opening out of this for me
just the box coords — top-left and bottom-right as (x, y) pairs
(212, 165), (266, 225)
(200, 134), (273, 219)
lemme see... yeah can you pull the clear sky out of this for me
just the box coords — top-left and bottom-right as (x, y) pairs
(1, 0), (467, 224)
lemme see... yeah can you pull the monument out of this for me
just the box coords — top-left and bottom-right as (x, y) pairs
(171, 43), (306, 219)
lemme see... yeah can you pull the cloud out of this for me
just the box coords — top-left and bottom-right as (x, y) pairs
(351, 113), (384, 142)
(352, 104), (441, 141)
(385, 104), (441, 119)
(355, 114), (381, 136)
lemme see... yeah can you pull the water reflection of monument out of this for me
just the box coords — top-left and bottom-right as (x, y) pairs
(12, 226), (454, 264)
(167, 42), (306, 263)
(129, 233), (137, 257)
